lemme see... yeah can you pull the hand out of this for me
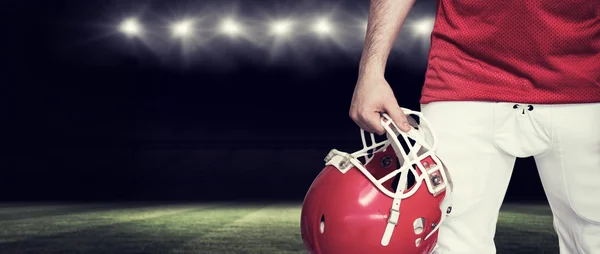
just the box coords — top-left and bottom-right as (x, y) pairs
(349, 75), (411, 135)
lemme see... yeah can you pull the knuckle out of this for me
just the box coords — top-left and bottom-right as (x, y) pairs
(355, 107), (364, 115)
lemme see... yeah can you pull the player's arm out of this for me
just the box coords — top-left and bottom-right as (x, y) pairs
(350, 0), (416, 134)
(359, 0), (416, 78)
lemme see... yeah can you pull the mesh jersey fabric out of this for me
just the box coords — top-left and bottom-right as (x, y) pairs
(421, 0), (600, 104)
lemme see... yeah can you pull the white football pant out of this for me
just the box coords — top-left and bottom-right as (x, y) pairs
(422, 101), (600, 254)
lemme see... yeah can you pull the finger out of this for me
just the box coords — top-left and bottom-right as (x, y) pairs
(360, 112), (385, 135)
(350, 110), (372, 133)
(385, 104), (411, 132)
(351, 117), (369, 134)
(353, 118), (371, 133)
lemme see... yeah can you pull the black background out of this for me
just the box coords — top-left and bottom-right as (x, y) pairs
(4, 0), (544, 203)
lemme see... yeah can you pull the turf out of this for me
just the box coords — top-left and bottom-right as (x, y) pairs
(0, 202), (557, 254)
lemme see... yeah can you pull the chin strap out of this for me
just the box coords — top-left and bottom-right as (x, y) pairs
(380, 124), (416, 246)
(381, 172), (407, 246)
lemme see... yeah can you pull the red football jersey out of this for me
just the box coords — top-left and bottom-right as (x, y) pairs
(421, 0), (600, 104)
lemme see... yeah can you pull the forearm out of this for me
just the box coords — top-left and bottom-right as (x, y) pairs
(358, 0), (416, 79)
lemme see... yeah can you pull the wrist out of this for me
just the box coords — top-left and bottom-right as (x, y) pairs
(358, 66), (385, 81)
(358, 57), (386, 78)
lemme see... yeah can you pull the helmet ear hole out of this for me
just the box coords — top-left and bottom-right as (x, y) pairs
(413, 217), (425, 235)
(319, 215), (325, 234)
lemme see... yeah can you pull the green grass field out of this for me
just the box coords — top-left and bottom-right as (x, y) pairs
(0, 203), (557, 254)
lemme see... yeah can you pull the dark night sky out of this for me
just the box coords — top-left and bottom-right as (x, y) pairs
(4, 0), (545, 202)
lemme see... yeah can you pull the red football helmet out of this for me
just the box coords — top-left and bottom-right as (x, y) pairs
(300, 109), (453, 254)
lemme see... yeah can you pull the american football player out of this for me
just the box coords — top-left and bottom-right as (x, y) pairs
(349, 0), (600, 253)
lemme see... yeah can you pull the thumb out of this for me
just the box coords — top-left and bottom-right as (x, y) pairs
(385, 104), (411, 132)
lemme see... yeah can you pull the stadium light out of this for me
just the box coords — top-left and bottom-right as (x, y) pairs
(220, 18), (242, 36)
(411, 18), (434, 37)
(171, 19), (194, 38)
(270, 20), (293, 36)
(119, 18), (142, 36)
(312, 18), (333, 35)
